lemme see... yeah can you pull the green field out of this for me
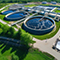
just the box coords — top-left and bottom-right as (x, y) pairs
(24, 48), (55, 60)
(25, 4), (37, 7)
(38, 4), (60, 7)
(0, 14), (9, 23)
(55, 10), (60, 13)
(25, 4), (60, 7)
(0, 42), (55, 60)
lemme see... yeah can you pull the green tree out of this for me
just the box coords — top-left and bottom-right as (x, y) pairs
(0, 22), (4, 28)
(0, 54), (8, 60)
(11, 54), (19, 60)
(20, 33), (35, 48)
(0, 28), (3, 35)
(2, 24), (10, 35)
(7, 27), (15, 37)
(15, 28), (22, 39)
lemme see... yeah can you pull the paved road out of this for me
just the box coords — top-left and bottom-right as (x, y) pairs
(33, 29), (60, 60)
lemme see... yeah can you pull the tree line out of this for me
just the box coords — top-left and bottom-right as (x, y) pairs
(0, 0), (60, 3)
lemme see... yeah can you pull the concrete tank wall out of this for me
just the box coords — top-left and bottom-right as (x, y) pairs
(23, 16), (55, 35)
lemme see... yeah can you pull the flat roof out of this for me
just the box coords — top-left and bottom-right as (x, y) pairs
(56, 41), (60, 50)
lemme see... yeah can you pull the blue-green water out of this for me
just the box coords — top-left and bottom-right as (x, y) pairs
(26, 18), (53, 29)
(7, 12), (27, 19)
(2, 10), (15, 15)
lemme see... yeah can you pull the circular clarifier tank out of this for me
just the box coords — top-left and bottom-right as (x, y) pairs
(23, 16), (55, 35)
(5, 11), (29, 21)
(1, 10), (15, 15)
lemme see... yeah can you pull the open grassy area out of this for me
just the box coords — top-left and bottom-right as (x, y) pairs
(38, 4), (60, 7)
(55, 10), (60, 13)
(0, 42), (55, 60)
(25, 4), (37, 7)
(0, 3), (15, 9)
(0, 14), (9, 23)
(25, 4), (60, 7)
(24, 48), (55, 60)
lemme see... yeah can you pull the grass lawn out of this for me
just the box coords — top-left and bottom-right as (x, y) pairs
(0, 42), (55, 60)
(38, 4), (60, 7)
(0, 3), (15, 9)
(25, 4), (60, 7)
(0, 14), (9, 23)
(55, 10), (60, 13)
(24, 48), (55, 60)
(25, 4), (37, 7)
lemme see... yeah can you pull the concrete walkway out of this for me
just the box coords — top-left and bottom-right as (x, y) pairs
(33, 29), (60, 60)
(16, 24), (21, 28)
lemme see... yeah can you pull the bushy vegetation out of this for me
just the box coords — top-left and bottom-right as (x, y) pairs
(0, 22), (35, 48)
